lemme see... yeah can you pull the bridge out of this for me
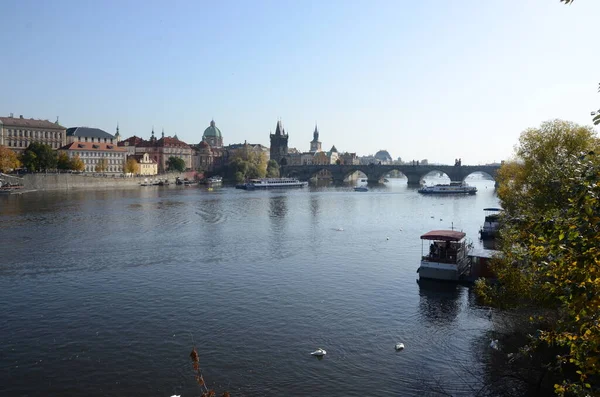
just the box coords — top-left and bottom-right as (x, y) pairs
(280, 164), (500, 185)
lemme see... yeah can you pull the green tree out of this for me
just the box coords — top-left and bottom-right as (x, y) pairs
(166, 156), (186, 172)
(266, 159), (280, 177)
(477, 120), (600, 396)
(70, 154), (85, 172)
(20, 142), (57, 171)
(0, 145), (21, 172)
(57, 152), (71, 170)
(124, 158), (140, 174)
(95, 158), (108, 173)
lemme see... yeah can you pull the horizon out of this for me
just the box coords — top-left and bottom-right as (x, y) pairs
(2, 0), (599, 164)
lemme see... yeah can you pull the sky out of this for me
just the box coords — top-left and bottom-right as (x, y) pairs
(1, 0), (599, 164)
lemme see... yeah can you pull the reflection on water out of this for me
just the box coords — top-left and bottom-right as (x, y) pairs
(417, 279), (462, 325)
(0, 179), (499, 396)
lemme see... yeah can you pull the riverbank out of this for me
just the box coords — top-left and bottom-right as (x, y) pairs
(18, 172), (193, 191)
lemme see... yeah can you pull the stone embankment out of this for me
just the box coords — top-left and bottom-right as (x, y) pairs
(20, 172), (192, 191)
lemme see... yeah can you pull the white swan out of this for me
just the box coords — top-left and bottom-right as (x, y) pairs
(395, 343), (405, 351)
(311, 348), (327, 356)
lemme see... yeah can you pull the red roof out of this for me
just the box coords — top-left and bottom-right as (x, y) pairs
(59, 142), (127, 152)
(420, 230), (466, 241)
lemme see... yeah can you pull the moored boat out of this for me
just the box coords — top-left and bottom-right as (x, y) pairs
(236, 177), (308, 190)
(479, 208), (502, 240)
(417, 230), (470, 281)
(207, 176), (222, 184)
(354, 186), (368, 192)
(418, 181), (477, 195)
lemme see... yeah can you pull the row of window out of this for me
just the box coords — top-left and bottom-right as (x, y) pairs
(6, 140), (61, 148)
(70, 151), (124, 158)
(84, 166), (121, 172)
(5, 129), (62, 139)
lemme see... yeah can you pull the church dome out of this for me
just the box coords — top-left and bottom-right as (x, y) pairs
(203, 120), (222, 138)
(374, 150), (392, 162)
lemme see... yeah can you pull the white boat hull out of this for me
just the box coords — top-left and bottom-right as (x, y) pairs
(418, 260), (462, 281)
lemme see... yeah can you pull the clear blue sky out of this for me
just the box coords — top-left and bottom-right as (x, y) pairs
(2, 0), (599, 164)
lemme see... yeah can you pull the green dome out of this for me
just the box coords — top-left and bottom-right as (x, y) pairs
(203, 120), (222, 138)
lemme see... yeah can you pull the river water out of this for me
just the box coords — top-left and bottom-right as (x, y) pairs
(0, 177), (499, 396)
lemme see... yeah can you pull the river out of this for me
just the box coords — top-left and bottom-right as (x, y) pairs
(0, 177), (499, 396)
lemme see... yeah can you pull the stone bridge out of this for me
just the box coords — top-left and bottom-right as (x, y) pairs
(280, 164), (500, 185)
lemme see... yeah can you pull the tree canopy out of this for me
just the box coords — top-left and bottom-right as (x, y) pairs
(0, 145), (21, 172)
(70, 155), (85, 172)
(20, 142), (57, 172)
(166, 156), (186, 172)
(266, 159), (280, 178)
(124, 158), (140, 174)
(224, 148), (268, 182)
(477, 119), (600, 396)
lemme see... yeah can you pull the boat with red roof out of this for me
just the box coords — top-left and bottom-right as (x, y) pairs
(417, 230), (471, 281)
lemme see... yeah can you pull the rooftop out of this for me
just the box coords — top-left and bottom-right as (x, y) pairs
(66, 127), (115, 139)
(0, 116), (65, 130)
(420, 230), (466, 241)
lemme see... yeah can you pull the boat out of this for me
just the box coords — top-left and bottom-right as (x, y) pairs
(354, 186), (368, 192)
(418, 181), (477, 195)
(206, 176), (222, 184)
(479, 208), (502, 240)
(417, 230), (471, 281)
(235, 177), (308, 190)
(176, 177), (197, 186)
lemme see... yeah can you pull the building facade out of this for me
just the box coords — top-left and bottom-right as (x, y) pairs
(128, 153), (158, 176)
(269, 120), (288, 165)
(59, 142), (127, 173)
(0, 115), (66, 154)
(119, 129), (193, 173)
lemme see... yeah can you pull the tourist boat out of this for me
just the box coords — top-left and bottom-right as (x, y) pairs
(354, 186), (368, 192)
(479, 208), (502, 240)
(418, 181), (477, 195)
(417, 230), (471, 281)
(235, 178), (308, 190)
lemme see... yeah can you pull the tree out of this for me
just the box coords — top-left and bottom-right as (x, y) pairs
(166, 156), (186, 172)
(477, 120), (600, 396)
(266, 159), (280, 177)
(70, 154), (85, 172)
(57, 152), (71, 170)
(95, 158), (108, 173)
(20, 142), (57, 171)
(0, 145), (21, 172)
(124, 158), (140, 174)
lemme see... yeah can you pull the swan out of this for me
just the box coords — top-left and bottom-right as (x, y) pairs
(311, 348), (327, 356)
(395, 343), (405, 351)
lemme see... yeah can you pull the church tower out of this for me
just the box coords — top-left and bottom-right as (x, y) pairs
(270, 120), (289, 165)
(310, 124), (322, 153)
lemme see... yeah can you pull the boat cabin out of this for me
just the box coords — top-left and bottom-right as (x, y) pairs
(421, 230), (468, 264)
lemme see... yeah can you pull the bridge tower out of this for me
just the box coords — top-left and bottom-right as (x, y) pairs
(270, 120), (289, 165)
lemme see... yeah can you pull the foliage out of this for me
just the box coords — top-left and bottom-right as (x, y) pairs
(190, 347), (230, 397)
(0, 145), (21, 172)
(20, 142), (57, 171)
(94, 158), (108, 173)
(224, 148), (267, 182)
(57, 152), (71, 170)
(266, 159), (280, 178)
(124, 158), (140, 174)
(477, 120), (600, 396)
(70, 154), (85, 172)
(166, 156), (186, 172)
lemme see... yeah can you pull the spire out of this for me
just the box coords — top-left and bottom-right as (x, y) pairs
(161, 128), (164, 139)
(275, 120), (282, 136)
(115, 123), (120, 136)
(313, 123), (319, 141)
(210, 119), (215, 128)
(174, 133), (179, 140)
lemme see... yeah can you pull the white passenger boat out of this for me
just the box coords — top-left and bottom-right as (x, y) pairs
(417, 230), (471, 281)
(418, 181), (477, 195)
(207, 176), (222, 184)
(236, 178), (308, 190)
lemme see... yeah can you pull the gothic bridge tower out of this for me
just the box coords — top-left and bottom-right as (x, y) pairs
(270, 120), (289, 165)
